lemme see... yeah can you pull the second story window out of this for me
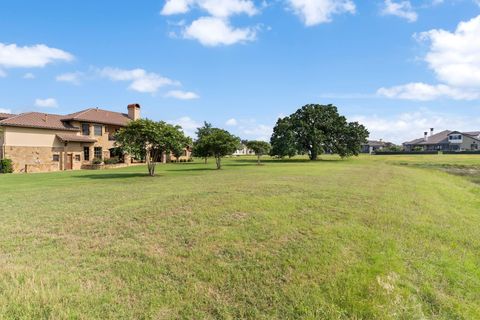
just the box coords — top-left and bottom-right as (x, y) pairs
(94, 125), (103, 136)
(82, 123), (90, 136)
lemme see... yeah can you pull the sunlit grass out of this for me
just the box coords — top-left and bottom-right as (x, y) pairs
(0, 155), (479, 319)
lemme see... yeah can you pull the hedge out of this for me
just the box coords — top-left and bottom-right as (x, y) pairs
(0, 159), (13, 173)
(374, 151), (438, 155)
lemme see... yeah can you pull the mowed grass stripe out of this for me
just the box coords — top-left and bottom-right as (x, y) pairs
(0, 156), (479, 319)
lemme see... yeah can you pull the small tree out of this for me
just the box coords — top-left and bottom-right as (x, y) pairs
(246, 140), (271, 165)
(115, 119), (188, 176)
(193, 122), (213, 164)
(172, 135), (193, 162)
(204, 128), (240, 169)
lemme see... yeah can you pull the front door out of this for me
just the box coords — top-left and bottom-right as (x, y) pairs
(66, 154), (73, 170)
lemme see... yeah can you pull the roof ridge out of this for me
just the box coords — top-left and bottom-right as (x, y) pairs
(0, 112), (32, 123)
(64, 108), (95, 118)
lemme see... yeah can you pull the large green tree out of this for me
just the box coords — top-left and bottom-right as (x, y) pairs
(270, 104), (369, 160)
(246, 140), (271, 165)
(269, 117), (297, 158)
(203, 128), (240, 169)
(192, 122), (213, 164)
(115, 119), (189, 176)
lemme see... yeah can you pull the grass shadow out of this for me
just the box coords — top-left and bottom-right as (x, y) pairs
(164, 167), (218, 172)
(73, 173), (152, 180)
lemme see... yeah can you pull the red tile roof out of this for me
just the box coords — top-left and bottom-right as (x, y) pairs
(0, 112), (80, 131)
(0, 113), (15, 120)
(56, 133), (97, 143)
(62, 108), (131, 126)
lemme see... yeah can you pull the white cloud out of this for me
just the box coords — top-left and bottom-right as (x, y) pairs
(241, 123), (272, 141)
(165, 90), (200, 100)
(167, 116), (202, 137)
(226, 118), (238, 126)
(34, 98), (58, 108)
(23, 72), (35, 79)
(0, 108), (12, 114)
(0, 43), (73, 68)
(161, 0), (193, 15)
(161, 0), (258, 18)
(287, 0), (356, 26)
(56, 72), (83, 85)
(351, 110), (480, 144)
(377, 82), (480, 101)
(379, 15), (480, 101)
(99, 67), (180, 93)
(381, 0), (417, 23)
(183, 17), (256, 46)
(418, 15), (480, 88)
(231, 118), (272, 141)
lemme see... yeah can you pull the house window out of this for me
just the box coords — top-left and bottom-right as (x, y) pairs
(75, 155), (81, 162)
(53, 154), (60, 162)
(82, 123), (90, 136)
(94, 125), (103, 136)
(84, 147), (90, 161)
(94, 147), (103, 159)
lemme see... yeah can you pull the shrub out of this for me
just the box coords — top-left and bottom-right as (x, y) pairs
(104, 157), (120, 165)
(92, 158), (103, 165)
(0, 159), (13, 173)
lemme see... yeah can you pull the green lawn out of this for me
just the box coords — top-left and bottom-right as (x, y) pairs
(0, 155), (479, 319)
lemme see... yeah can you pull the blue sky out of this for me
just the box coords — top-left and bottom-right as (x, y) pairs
(1, 0), (480, 143)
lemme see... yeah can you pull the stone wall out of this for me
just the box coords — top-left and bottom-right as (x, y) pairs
(4, 145), (85, 173)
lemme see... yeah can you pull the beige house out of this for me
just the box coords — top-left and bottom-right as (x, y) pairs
(0, 104), (141, 173)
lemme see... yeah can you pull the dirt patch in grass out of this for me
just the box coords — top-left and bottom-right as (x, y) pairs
(397, 162), (480, 185)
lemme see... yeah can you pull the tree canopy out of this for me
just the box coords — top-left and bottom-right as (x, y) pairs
(115, 119), (189, 176)
(194, 127), (240, 169)
(192, 122), (213, 163)
(270, 104), (369, 160)
(246, 140), (271, 165)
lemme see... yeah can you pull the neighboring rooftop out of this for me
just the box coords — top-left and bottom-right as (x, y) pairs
(56, 133), (97, 143)
(0, 112), (80, 131)
(62, 108), (131, 126)
(404, 130), (480, 145)
(0, 113), (16, 120)
(0, 107), (134, 131)
(364, 140), (393, 147)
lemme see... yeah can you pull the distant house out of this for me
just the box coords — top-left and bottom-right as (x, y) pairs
(361, 140), (395, 154)
(233, 143), (255, 156)
(403, 128), (480, 152)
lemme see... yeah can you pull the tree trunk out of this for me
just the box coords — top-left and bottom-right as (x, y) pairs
(257, 155), (260, 165)
(309, 147), (318, 160)
(215, 157), (221, 169)
(147, 149), (158, 176)
(204, 157), (208, 164)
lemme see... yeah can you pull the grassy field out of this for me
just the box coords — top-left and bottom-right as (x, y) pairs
(0, 155), (479, 319)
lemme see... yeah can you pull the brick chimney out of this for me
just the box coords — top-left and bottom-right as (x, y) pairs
(127, 104), (141, 121)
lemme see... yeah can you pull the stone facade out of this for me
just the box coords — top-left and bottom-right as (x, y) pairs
(1, 118), (125, 173)
(4, 144), (85, 173)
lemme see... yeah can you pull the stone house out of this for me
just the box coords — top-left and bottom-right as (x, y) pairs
(0, 104), (141, 173)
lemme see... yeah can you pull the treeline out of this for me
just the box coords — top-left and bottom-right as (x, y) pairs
(115, 104), (369, 176)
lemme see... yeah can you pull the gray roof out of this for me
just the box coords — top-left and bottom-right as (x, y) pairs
(363, 140), (392, 147)
(404, 130), (480, 145)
